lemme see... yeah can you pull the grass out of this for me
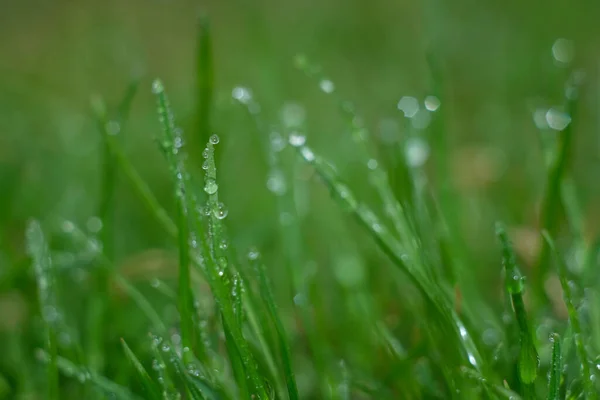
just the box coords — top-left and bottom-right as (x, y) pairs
(4, 4), (600, 400)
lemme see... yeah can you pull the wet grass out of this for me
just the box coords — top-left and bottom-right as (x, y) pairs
(5, 7), (600, 400)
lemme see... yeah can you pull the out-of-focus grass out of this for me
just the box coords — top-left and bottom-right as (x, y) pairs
(2, 1), (600, 399)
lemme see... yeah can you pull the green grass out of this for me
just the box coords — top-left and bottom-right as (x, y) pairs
(3, 4), (600, 399)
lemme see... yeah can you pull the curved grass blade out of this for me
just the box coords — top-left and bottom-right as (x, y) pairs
(39, 352), (141, 400)
(542, 232), (596, 400)
(26, 220), (59, 400)
(120, 339), (161, 400)
(196, 15), (214, 155)
(547, 333), (562, 400)
(61, 221), (167, 333)
(152, 79), (195, 364)
(460, 367), (522, 400)
(248, 250), (299, 400)
(291, 142), (484, 371)
(89, 82), (139, 375)
(496, 223), (539, 393)
(102, 125), (177, 237)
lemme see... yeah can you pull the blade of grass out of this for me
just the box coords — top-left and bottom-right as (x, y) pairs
(290, 141), (484, 372)
(542, 232), (596, 400)
(535, 94), (577, 302)
(120, 339), (161, 400)
(248, 250), (299, 400)
(26, 220), (59, 400)
(547, 333), (562, 400)
(61, 220), (167, 333)
(196, 15), (214, 155)
(88, 82), (139, 376)
(152, 79), (195, 365)
(151, 79), (268, 398)
(38, 352), (141, 400)
(460, 367), (522, 400)
(496, 222), (539, 396)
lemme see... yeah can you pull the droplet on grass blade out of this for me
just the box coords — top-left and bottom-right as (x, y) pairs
(204, 179), (219, 195)
(289, 132), (306, 147)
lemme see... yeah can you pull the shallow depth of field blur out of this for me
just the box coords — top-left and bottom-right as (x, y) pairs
(2, 1), (600, 399)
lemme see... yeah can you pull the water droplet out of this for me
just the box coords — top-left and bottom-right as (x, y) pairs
(545, 108), (571, 131)
(214, 202), (228, 219)
(204, 179), (219, 195)
(552, 38), (574, 64)
(152, 79), (164, 94)
(247, 248), (260, 261)
(62, 220), (75, 233)
(404, 137), (430, 167)
(161, 344), (171, 352)
(293, 293), (307, 306)
(266, 170), (287, 196)
(319, 79), (335, 94)
(171, 333), (181, 345)
(202, 160), (209, 170)
(300, 146), (315, 162)
(397, 96), (419, 118)
(173, 136), (184, 150)
(202, 148), (210, 158)
(232, 86), (252, 104)
(281, 102), (306, 128)
(86, 216), (103, 233)
(202, 205), (211, 216)
(411, 109), (432, 130)
(424, 96), (440, 111)
(219, 239), (228, 250)
(218, 270), (224, 277)
(209, 134), (220, 145)
(367, 159), (378, 170)
(150, 278), (160, 288)
(218, 257), (227, 268)
(106, 120), (121, 135)
(269, 132), (286, 152)
(288, 132), (306, 147)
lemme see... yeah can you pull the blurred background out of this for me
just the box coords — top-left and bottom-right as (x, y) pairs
(1, 0), (600, 397)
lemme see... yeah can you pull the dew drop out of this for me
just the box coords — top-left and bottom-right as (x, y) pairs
(151, 79), (164, 94)
(545, 108), (571, 131)
(424, 95), (441, 111)
(397, 96), (419, 118)
(300, 146), (315, 162)
(266, 170), (287, 196)
(367, 159), (378, 170)
(288, 132), (306, 147)
(552, 38), (574, 64)
(106, 120), (121, 135)
(202, 160), (209, 170)
(247, 248), (260, 261)
(219, 239), (228, 250)
(209, 134), (220, 145)
(202, 148), (210, 159)
(404, 137), (430, 167)
(232, 86), (252, 104)
(319, 79), (335, 94)
(214, 202), (228, 219)
(86, 216), (103, 233)
(204, 179), (219, 195)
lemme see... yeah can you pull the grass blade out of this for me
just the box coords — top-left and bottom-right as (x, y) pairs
(248, 250), (299, 400)
(542, 232), (596, 400)
(496, 222), (539, 394)
(26, 221), (59, 400)
(535, 94), (577, 300)
(41, 352), (141, 400)
(547, 333), (562, 400)
(120, 339), (161, 400)
(196, 15), (214, 155)
(291, 141), (484, 371)
(152, 79), (195, 364)
(461, 367), (522, 399)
